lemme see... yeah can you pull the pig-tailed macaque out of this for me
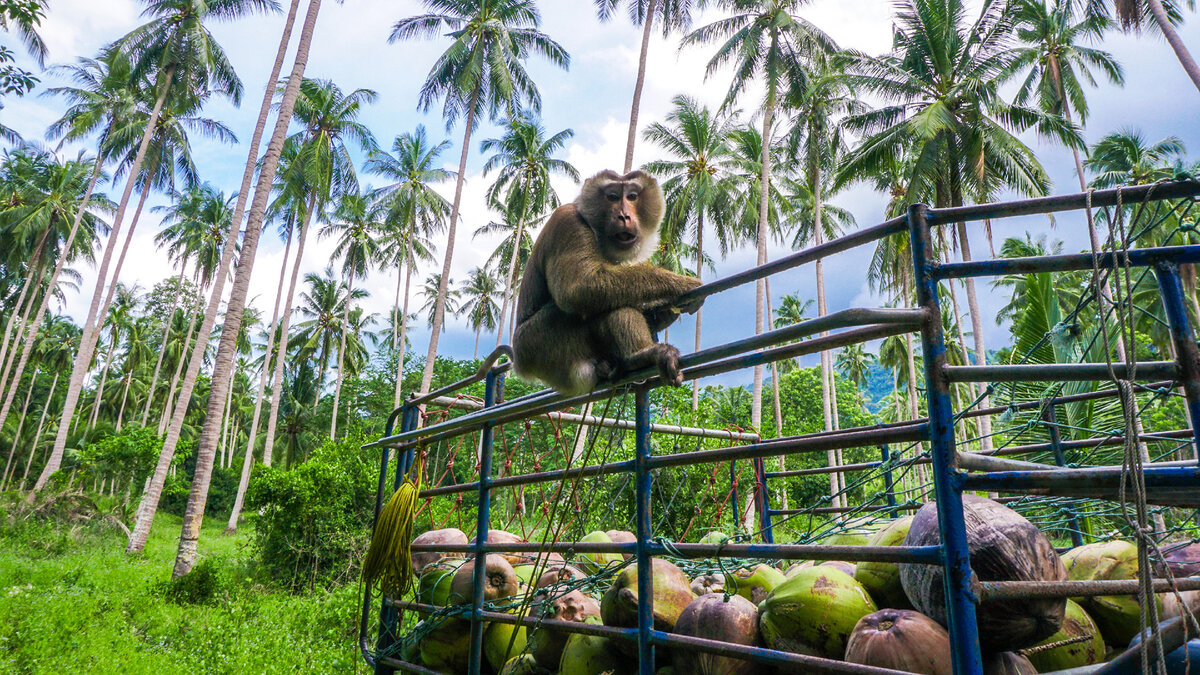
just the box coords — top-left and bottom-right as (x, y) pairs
(512, 170), (703, 395)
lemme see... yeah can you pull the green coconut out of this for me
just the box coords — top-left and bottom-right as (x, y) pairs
(558, 617), (635, 675)
(725, 564), (787, 604)
(528, 589), (601, 667)
(673, 593), (761, 675)
(418, 618), (472, 673)
(784, 561), (815, 578)
(900, 495), (1066, 652)
(854, 516), (915, 610)
(417, 558), (466, 606)
(820, 560), (857, 577)
(1090, 593), (1160, 647)
(499, 654), (551, 675)
(1025, 599), (1104, 671)
(602, 558), (694, 658)
(1061, 540), (1159, 646)
(512, 563), (539, 587)
(577, 531), (623, 574)
(820, 516), (885, 546)
(699, 531), (731, 546)
(484, 617), (528, 672)
(757, 565), (878, 659)
(844, 609), (952, 675)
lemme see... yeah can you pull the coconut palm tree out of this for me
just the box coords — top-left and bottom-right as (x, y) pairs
(474, 200), (536, 343)
(420, 273), (460, 330)
(1085, 129), (1186, 186)
(321, 189), (383, 438)
(1105, 0), (1200, 93)
(459, 267), (502, 359)
(390, 0), (569, 398)
(293, 267), (367, 393)
(684, 0), (834, 430)
(594, 0), (699, 171)
(642, 94), (738, 410)
(835, 343), (875, 392)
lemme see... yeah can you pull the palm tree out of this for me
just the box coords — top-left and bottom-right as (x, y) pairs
(459, 267), (502, 358)
(420, 273), (460, 330)
(1085, 129), (1186, 186)
(594, 0), (698, 171)
(129, 0), (324, 560)
(474, 200), (536, 343)
(293, 267), (367, 392)
(390, 0), (569, 398)
(684, 0), (834, 430)
(1106, 0), (1200, 93)
(321, 189), (383, 438)
(835, 343), (875, 391)
(36, 0), (273, 494)
(479, 112), (579, 346)
(87, 283), (140, 429)
(643, 94), (737, 410)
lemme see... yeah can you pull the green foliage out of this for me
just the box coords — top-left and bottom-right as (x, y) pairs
(163, 557), (227, 605)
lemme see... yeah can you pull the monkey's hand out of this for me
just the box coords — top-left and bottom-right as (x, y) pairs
(672, 276), (704, 316)
(644, 304), (682, 333)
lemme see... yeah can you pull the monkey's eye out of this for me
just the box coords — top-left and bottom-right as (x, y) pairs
(606, 192), (620, 202)
(627, 192), (638, 201)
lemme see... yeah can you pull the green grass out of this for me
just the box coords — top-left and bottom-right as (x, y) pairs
(0, 512), (363, 674)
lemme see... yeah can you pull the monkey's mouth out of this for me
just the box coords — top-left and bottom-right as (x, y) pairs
(612, 232), (638, 247)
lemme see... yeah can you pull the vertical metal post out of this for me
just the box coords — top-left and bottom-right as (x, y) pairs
(634, 386), (655, 674)
(909, 203), (984, 675)
(374, 404), (416, 675)
(729, 459), (739, 534)
(1041, 406), (1085, 547)
(468, 369), (505, 675)
(880, 444), (899, 519)
(1154, 262), (1200, 461)
(754, 457), (774, 542)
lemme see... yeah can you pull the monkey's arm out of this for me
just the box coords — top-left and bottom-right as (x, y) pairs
(547, 244), (701, 316)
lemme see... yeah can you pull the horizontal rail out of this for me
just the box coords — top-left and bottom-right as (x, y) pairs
(649, 423), (929, 469)
(428, 395), (760, 441)
(936, 244), (1200, 280)
(956, 452), (1059, 472)
(768, 497), (1027, 516)
(924, 180), (1200, 225)
(977, 577), (1200, 600)
(409, 541), (944, 563)
(408, 346), (513, 406)
(420, 459), (636, 498)
(377, 656), (444, 675)
(945, 362), (1177, 383)
(962, 465), (1200, 491)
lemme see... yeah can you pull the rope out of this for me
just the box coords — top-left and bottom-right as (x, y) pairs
(363, 450), (424, 599)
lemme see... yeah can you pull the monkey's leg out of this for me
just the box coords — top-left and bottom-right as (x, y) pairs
(513, 304), (608, 396)
(593, 307), (685, 387)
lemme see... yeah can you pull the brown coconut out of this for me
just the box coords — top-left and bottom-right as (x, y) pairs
(536, 564), (587, 590)
(411, 527), (468, 575)
(448, 554), (521, 606)
(606, 530), (637, 560)
(983, 652), (1037, 675)
(469, 530), (526, 566)
(602, 558), (694, 656)
(528, 589), (601, 667)
(900, 495), (1066, 652)
(691, 573), (725, 596)
(844, 609), (952, 675)
(672, 594), (760, 675)
(1164, 542), (1200, 577)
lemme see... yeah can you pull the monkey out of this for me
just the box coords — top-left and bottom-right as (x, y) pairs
(512, 169), (703, 396)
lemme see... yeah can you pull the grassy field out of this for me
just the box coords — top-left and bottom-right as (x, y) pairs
(0, 512), (362, 674)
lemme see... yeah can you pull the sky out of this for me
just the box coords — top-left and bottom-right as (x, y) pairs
(3, 0), (1200, 389)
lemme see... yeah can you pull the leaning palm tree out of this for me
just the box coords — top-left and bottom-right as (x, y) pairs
(683, 0), (835, 430)
(594, 0), (699, 171)
(390, 0), (569, 398)
(459, 267), (502, 359)
(365, 126), (450, 409)
(642, 94), (737, 410)
(1106, 0), (1200, 93)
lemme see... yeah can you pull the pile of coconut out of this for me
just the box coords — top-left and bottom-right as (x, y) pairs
(400, 495), (1199, 674)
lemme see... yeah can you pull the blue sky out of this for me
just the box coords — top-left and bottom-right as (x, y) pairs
(4, 0), (1200, 388)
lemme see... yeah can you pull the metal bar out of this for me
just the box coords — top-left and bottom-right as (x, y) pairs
(376, 657), (445, 675)
(1154, 262), (1200, 461)
(427, 395), (761, 441)
(408, 541), (945, 563)
(408, 346), (512, 407)
(963, 466), (1200, 491)
(634, 386), (654, 674)
(648, 423), (929, 470)
(935, 244), (1200, 279)
(945, 362), (1177, 383)
(881, 444), (899, 518)
(956, 380), (1176, 420)
(924, 180), (1200, 225)
(754, 457), (773, 542)
(957, 452), (1060, 472)
(1043, 407), (1085, 547)
(909, 202), (984, 675)
(466, 370), (502, 675)
(977, 576), (1200, 600)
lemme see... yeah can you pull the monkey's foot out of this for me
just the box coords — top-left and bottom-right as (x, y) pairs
(655, 345), (684, 387)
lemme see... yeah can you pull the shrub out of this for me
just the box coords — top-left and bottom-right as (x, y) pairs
(164, 558), (228, 605)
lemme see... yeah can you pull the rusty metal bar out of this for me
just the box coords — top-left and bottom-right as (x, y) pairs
(945, 362), (1178, 383)
(977, 577), (1200, 600)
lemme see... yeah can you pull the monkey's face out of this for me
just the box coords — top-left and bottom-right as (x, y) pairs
(601, 180), (645, 254)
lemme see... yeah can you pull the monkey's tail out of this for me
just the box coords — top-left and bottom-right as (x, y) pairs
(362, 451), (423, 598)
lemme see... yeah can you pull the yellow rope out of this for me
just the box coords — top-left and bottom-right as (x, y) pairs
(363, 450), (424, 598)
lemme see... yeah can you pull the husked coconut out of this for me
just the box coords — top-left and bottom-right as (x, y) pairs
(448, 554), (520, 606)
(411, 528), (468, 574)
(469, 530), (526, 566)
(691, 573), (725, 596)
(528, 589), (601, 667)
(844, 609), (952, 675)
(602, 559), (693, 657)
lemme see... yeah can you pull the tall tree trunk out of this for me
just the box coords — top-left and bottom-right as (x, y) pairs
(226, 235), (293, 533)
(18, 373), (58, 489)
(264, 198), (315, 465)
(141, 266), (188, 426)
(171, 0), (324, 575)
(419, 88), (480, 397)
(811, 168), (843, 509)
(116, 371), (131, 430)
(622, 0), (658, 173)
(393, 244), (414, 409)
(88, 330), (118, 430)
(128, 0), (321, 556)
(955, 223), (992, 453)
(692, 212), (704, 411)
(35, 68), (175, 492)
(330, 271), (354, 439)
(159, 303), (201, 435)
(0, 228), (49, 402)
(765, 280), (787, 511)
(495, 217), (527, 348)
(473, 324), (481, 360)
(1, 367), (38, 490)
(751, 77), (775, 432)
(1146, 0), (1200, 94)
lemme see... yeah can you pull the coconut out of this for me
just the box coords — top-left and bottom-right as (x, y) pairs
(1162, 590), (1200, 620)
(1164, 542), (1200, 577)
(699, 531), (731, 546)
(470, 529), (527, 566)
(500, 654), (551, 675)
(577, 531), (623, 574)
(757, 565), (878, 659)
(983, 652), (1037, 675)
(820, 560), (857, 577)
(558, 617), (635, 674)
(448, 554), (520, 606)
(820, 516), (885, 546)
(1061, 540), (1159, 646)
(528, 589), (602, 667)
(673, 594), (760, 675)
(1089, 593), (1160, 647)
(536, 564), (587, 590)
(418, 618), (472, 673)
(418, 558), (466, 606)
(725, 564), (787, 604)
(412, 528), (468, 574)
(844, 609), (952, 675)
(691, 573), (726, 596)
(512, 563), (539, 587)
(784, 561), (815, 578)
(900, 495), (1066, 652)
(602, 558), (694, 657)
(484, 618), (528, 672)
(1025, 599), (1105, 672)
(606, 530), (636, 559)
(855, 516), (915, 610)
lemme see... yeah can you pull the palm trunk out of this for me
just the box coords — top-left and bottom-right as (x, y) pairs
(473, 324), (481, 359)
(35, 68), (175, 492)
(116, 371), (131, 430)
(264, 198), (315, 465)
(159, 305), (201, 435)
(692, 212), (704, 412)
(1146, 0), (1200, 94)
(128, 0), (321, 556)
(88, 329), (118, 430)
(141, 266), (187, 426)
(1, 367), (38, 490)
(219, 377), (234, 468)
(954, 223), (992, 453)
(0, 229), (49, 402)
(765, 280), (787, 511)
(812, 171), (843, 509)
(392, 256), (403, 354)
(393, 244), (414, 409)
(495, 217), (528, 349)
(330, 271), (353, 439)
(226, 235), (293, 533)
(18, 373), (57, 489)
(419, 88), (480, 397)
(622, 0), (658, 173)
(751, 76), (776, 431)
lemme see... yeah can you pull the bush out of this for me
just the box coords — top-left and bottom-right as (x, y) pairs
(160, 466), (239, 519)
(164, 558), (228, 605)
(247, 431), (380, 590)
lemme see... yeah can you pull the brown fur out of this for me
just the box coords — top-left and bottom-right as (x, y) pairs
(512, 170), (701, 395)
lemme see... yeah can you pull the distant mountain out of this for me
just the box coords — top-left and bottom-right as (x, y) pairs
(862, 362), (894, 414)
